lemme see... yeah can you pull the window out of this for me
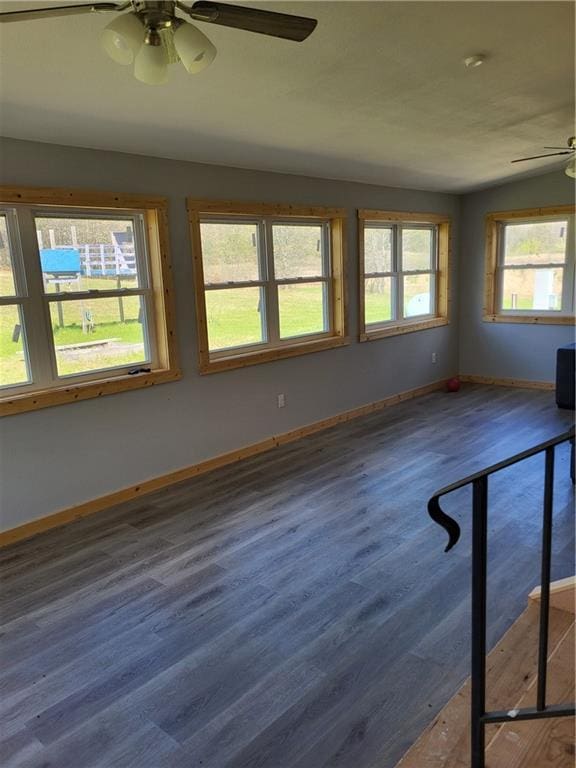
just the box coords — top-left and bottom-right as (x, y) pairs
(485, 206), (575, 323)
(187, 200), (347, 373)
(358, 210), (451, 340)
(0, 188), (179, 416)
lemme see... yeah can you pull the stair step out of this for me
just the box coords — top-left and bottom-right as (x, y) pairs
(485, 621), (574, 767)
(395, 603), (574, 768)
(529, 576), (576, 615)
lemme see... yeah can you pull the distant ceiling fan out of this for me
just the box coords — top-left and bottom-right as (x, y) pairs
(511, 136), (576, 179)
(0, 1), (318, 85)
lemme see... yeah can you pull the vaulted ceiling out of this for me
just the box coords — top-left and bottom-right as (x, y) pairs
(0, 1), (574, 192)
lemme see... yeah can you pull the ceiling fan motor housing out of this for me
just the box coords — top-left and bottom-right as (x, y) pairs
(132, 1), (182, 63)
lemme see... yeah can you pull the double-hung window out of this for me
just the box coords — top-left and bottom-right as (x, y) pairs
(188, 200), (347, 373)
(485, 206), (575, 323)
(358, 210), (451, 340)
(0, 188), (179, 416)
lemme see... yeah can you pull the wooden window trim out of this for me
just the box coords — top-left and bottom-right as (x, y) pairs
(187, 199), (348, 374)
(0, 186), (180, 416)
(358, 210), (451, 342)
(484, 205), (576, 325)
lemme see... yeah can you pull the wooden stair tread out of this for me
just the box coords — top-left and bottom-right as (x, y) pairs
(395, 604), (574, 768)
(485, 621), (575, 768)
(529, 576), (576, 615)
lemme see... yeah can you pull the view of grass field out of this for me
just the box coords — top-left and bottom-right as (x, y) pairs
(364, 273), (432, 325)
(0, 271), (147, 386)
(201, 221), (331, 351)
(0, 270), (335, 385)
(206, 284), (327, 350)
(362, 226), (434, 325)
(1, 216), (568, 389)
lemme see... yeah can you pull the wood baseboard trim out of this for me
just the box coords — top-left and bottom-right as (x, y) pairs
(0, 378), (447, 548)
(459, 374), (555, 391)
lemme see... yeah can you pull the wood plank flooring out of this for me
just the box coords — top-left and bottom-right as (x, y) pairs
(486, 617), (575, 768)
(0, 385), (574, 768)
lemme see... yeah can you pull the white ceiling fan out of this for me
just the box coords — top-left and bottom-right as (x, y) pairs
(0, 0), (318, 85)
(511, 136), (576, 179)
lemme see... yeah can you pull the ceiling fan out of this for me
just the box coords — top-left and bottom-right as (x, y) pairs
(0, 1), (318, 85)
(511, 136), (576, 179)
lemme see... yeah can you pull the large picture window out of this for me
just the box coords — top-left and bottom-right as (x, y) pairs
(0, 188), (179, 416)
(187, 200), (347, 373)
(485, 206), (575, 323)
(358, 210), (451, 341)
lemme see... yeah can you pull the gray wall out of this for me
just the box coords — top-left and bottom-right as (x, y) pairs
(0, 138), (460, 531)
(459, 171), (575, 382)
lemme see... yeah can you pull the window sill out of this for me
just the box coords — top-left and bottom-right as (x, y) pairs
(200, 335), (349, 374)
(360, 316), (448, 342)
(483, 314), (575, 325)
(0, 367), (181, 417)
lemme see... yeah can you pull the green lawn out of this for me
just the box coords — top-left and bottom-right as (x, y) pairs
(1, 271), (146, 386)
(206, 284), (327, 350)
(365, 293), (392, 325)
(1, 273), (335, 384)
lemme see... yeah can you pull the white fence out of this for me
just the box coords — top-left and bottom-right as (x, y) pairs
(80, 244), (137, 278)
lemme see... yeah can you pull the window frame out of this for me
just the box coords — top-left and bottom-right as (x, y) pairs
(484, 205), (576, 324)
(358, 210), (451, 341)
(0, 187), (180, 416)
(187, 199), (348, 374)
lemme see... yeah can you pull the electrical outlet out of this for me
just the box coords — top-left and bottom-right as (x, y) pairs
(277, 393), (286, 408)
(432, 352), (438, 364)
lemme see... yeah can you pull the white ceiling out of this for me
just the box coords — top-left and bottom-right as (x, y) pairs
(0, 1), (574, 193)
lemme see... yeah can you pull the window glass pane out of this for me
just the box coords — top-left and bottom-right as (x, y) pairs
(0, 304), (29, 387)
(273, 224), (324, 279)
(201, 222), (261, 284)
(503, 221), (568, 266)
(49, 296), (147, 377)
(206, 287), (265, 351)
(0, 214), (17, 297)
(364, 277), (392, 325)
(364, 227), (392, 274)
(278, 283), (326, 339)
(34, 216), (142, 293)
(402, 228), (433, 271)
(501, 267), (563, 311)
(403, 274), (432, 317)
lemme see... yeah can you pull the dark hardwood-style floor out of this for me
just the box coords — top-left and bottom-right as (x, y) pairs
(1, 385), (574, 768)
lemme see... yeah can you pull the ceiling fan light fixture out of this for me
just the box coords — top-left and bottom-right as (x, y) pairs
(566, 157), (576, 179)
(134, 40), (169, 85)
(1, 0), (318, 85)
(144, 26), (162, 46)
(173, 21), (216, 74)
(101, 12), (144, 66)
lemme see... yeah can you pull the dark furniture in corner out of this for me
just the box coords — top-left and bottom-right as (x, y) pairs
(556, 342), (575, 482)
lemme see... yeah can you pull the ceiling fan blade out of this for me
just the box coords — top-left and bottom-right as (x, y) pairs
(0, 2), (122, 23)
(185, 1), (317, 41)
(543, 146), (574, 150)
(511, 151), (573, 163)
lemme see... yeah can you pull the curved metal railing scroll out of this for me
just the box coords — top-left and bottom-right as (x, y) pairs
(427, 496), (461, 552)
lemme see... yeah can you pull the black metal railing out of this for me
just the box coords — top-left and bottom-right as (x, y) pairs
(427, 428), (575, 768)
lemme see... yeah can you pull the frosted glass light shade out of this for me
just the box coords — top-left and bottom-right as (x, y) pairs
(174, 22), (216, 74)
(565, 158), (576, 179)
(101, 13), (145, 65)
(134, 43), (169, 85)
